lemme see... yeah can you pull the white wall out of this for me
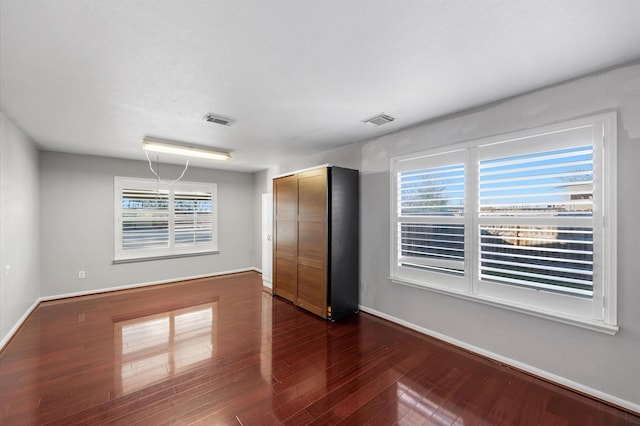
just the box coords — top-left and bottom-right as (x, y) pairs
(359, 63), (640, 408)
(40, 151), (255, 297)
(252, 167), (279, 270)
(0, 114), (40, 345)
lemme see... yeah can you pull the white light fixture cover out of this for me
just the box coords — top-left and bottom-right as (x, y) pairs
(142, 139), (231, 161)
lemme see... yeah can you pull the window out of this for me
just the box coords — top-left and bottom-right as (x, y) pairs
(391, 113), (617, 333)
(395, 149), (468, 292)
(114, 177), (217, 261)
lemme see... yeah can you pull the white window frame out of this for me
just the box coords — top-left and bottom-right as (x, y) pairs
(114, 177), (218, 262)
(390, 112), (617, 334)
(393, 148), (469, 294)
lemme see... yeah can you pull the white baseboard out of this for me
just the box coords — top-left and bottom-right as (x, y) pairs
(39, 267), (260, 302)
(1, 268), (260, 351)
(0, 298), (40, 351)
(254, 269), (273, 289)
(358, 305), (640, 415)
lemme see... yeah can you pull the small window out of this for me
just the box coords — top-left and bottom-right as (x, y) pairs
(391, 112), (617, 333)
(115, 178), (217, 261)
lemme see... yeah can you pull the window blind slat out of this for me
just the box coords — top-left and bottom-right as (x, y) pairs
(480, 147), (592, 169)
(479, 170), (592, 186)
(480, 158), (592, 177)
(481, 258), (592, 276)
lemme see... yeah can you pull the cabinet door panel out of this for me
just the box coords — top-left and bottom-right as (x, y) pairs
(275, 220), (297, 257)
(274, 257), (297, 302)
(297, 263), (326, 318)
(297, 169), (328, 317)
(275, 176), (298, 219)
(298, 221), (325, 262)
(298, 170), (327, 220)
(273, 175), (298, 303)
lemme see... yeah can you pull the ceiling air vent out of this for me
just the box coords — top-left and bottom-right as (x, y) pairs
(362, 113), (395, 126)
(203, 113), (235, 126)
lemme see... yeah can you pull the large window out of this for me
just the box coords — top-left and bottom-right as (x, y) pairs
(114, 177), (217, 261)
(391, 113), (617, 333)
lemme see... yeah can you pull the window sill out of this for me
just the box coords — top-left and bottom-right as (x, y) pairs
(389, 276), (619, 335)
(113, 250), (220, 264)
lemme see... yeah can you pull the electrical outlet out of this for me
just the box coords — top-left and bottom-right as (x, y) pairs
(78, 271), (86, 279)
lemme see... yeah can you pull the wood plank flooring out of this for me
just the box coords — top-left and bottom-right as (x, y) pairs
(1, 271), (638, 425)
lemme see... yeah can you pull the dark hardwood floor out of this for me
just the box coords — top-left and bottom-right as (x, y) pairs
(1, 271), (638, 425)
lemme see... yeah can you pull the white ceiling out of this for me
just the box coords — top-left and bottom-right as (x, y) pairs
(1, 1), (639, 172)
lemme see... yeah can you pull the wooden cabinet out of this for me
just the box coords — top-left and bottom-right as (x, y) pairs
(273, 166), (359, 320)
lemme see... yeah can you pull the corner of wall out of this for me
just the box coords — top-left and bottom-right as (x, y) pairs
(0, 114), (41, 347)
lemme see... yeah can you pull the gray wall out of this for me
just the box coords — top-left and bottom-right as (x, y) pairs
(0, 114), (40, 344)
(40, 151), (255, 297)
(359, 63), (640, 407)
(278, 141), (363, 175)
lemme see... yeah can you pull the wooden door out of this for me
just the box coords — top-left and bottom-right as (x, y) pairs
(273, 175), (298, 303)
(296, 168), (328, 317)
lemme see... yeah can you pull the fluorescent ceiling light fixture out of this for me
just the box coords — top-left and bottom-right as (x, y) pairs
(142, 139), (231, 161)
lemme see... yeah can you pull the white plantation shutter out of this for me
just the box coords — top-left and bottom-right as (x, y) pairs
(174, 191), (214, 247)
(115, 178), (217, 261)
(397, 162), (465, 274)
(121, 189), (170, 250)
(477, 137), (595, 297)
(393, 150), (468, 289)
(398, 223), (465, 273)
(391, 113), (617, 331)
(478, 225), (593, 296)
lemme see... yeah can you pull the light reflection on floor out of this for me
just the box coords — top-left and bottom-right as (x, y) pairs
(114, 302), (216, 396)
(260, 291), (273, 384)
(112, 293), (461, 422)
(396, 378), (461, 425)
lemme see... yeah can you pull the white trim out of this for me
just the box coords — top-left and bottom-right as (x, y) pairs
(0, 298), (40, 351)
(389, 276), (618, 335)
(254, 268), (274, 289)
(39, 267), (259, 302)
(602, 114), (617, 325)
(358, 305), (639, 415)
(112, 250), (219, 264)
